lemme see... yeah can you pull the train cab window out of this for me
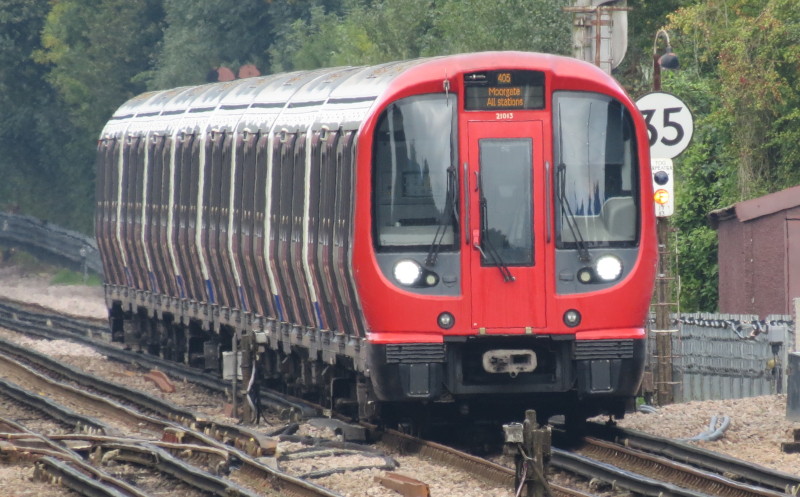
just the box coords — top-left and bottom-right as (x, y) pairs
(373, 93), (458, 251)
(553, 91), (639, 247)
(479, 138), (533, 266)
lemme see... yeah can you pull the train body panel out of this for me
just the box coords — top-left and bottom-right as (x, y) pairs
(96, 52), (657, 422)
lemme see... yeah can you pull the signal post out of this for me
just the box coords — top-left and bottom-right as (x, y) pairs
(636, 36), (693, 404)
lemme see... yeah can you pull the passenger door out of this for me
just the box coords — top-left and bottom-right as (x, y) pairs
(467, 120), (546, 331)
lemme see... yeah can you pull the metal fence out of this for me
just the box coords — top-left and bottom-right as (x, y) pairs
(0, 212), (102, 276)
(649, 313), (796, 403)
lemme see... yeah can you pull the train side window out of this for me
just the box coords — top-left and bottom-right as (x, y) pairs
(372, 93), (458, 251)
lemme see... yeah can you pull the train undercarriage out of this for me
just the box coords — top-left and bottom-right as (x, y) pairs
(108, 298), (642, 432)
(109, 301), (377, 423)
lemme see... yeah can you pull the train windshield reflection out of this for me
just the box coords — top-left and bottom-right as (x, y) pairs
(373, 93), (458, 251)
(553, 91), (639, 247)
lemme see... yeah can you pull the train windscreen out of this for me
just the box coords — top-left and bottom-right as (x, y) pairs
(373, 93), (458, 251)
(553, 91), (639, 248)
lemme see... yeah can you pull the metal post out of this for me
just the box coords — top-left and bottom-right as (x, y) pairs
(652, 33), (675, 406)
(504, 410), (552, 497)
(654, 218), (675, 405)
(231, 330), (239, 420)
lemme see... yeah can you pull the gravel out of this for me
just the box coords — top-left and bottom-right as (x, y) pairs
(615, 395), (800, 474)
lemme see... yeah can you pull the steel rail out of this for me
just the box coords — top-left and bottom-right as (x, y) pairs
(0, 334), (291, 459)
(0, 376), (107, 434)
(0, 317), (343, 497)
(7, 295), (797, 497)
(0, 347), (172, 438)
(552, 448), (713, 497)
(1, 415), (150, 497)
(587, 423), (800, 495)
(0, 298), (318, 420)
(374, 427), (597, 497)
(98, 442), (263, 497)
(35, 456), (138, 497)
(576, 437), (788, 497)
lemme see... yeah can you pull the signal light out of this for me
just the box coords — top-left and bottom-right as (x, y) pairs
(651, 158), (674, 217)
(654, 189), (670, 205)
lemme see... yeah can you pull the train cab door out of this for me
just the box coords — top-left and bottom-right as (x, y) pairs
(467, 120), (546, 331)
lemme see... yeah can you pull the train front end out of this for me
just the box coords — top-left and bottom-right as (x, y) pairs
(355, 52), (658, 421)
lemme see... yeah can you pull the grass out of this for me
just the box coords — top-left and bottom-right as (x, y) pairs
(50, 268), (103, 286)
(1, 244), (103, 286)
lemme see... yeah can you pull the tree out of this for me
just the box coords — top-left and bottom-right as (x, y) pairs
(668, 0), (800, 199)
(269, 0), (572, 72)
(433, 0), (571, 55)
(150, 0), (343, 88)
(613, 0), (689, 96)
(20, 0), (165, 231)
(36, 0), (164, 135)
(659, 0), (800, 311)
(0, 0), (94, 230)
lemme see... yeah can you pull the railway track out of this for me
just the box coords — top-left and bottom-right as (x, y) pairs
(0, 334), (339, 496)
(584, 423), (800, 495)
(1, 295), (799, 497)
(554, 434), (797, 497)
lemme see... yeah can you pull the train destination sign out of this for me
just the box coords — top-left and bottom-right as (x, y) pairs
(464, 70), (545, 111)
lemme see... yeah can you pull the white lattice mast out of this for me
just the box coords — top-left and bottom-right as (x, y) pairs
(565, 0), (630, 74)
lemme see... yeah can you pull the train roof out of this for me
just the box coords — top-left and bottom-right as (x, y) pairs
(100, 51), (620, 138)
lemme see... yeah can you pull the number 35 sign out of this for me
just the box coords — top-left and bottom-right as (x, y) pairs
(635, 91), (694, 159)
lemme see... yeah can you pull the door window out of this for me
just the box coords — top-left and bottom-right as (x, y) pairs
(478, 138), (533, 266)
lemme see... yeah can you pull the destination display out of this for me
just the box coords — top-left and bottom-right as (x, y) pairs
(464, 70), (545, 111)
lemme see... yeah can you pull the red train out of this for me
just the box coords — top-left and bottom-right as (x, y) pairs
(96, 51), (657, 425)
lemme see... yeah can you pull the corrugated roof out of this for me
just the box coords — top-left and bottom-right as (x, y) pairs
(709, 184), (800, 228)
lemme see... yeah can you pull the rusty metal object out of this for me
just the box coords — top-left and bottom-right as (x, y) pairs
(375, 472), (430, 497)
(143, 369), (175, 393)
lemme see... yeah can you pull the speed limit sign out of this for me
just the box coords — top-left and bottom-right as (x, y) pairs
(636, 92), (694, 159)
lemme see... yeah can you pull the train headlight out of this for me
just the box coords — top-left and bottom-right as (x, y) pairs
(595, 255), (623, 282)
(393, 260), (423, 286)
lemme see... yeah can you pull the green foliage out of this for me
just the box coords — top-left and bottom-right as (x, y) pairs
(676, 226), (718, 312)
(269, 0), (571, 72)
(0, 0), (93, 231)
(668, 0), (800, 199)
(150, 0), (272, 88)
(614, 0), (690, 96)
(35, 0), (164, 135)
(3, 0), (799, 315)
(269, 3), (380, 71)
(660, 0), (800, 311)
(433, 0), (571, 55)
(655, 71), (728, 311)
(0, 245), (48, 273)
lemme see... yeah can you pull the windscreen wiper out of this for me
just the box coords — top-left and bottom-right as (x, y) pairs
(426, 165), (458, 266)
(475, 171), (515, 282)
(556, 163), (591, 262)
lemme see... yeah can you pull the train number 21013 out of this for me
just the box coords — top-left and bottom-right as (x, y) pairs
(495, 112), (514, 120)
